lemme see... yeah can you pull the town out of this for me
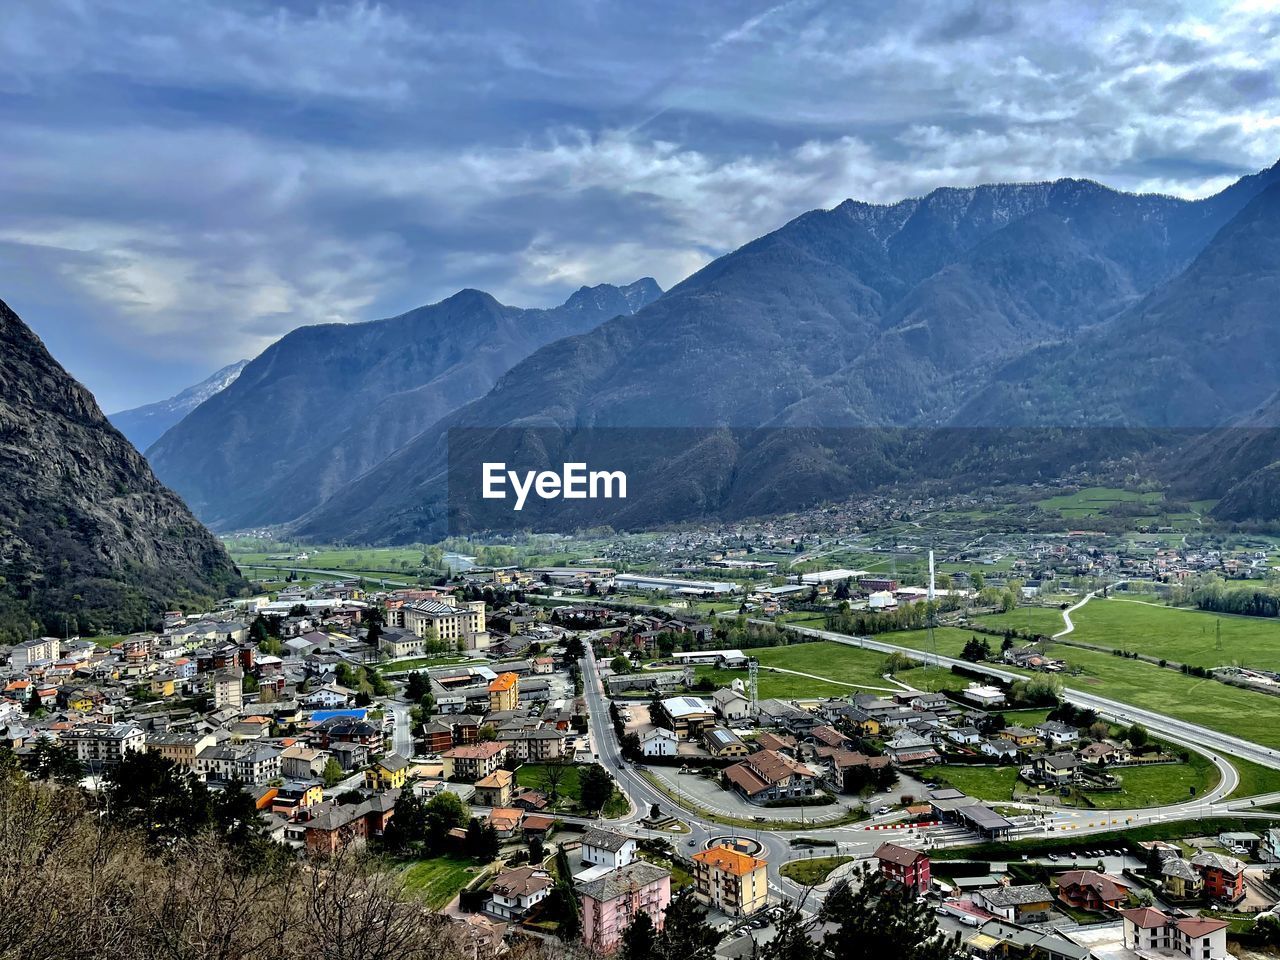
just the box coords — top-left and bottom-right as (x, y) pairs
(7, 487), (1280, 960)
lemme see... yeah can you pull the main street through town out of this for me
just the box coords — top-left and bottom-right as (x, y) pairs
(576, 624), (1280, 911)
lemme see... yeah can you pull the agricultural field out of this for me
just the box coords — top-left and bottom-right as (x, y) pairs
(694, 640), (959, 700)
(881, 626), (1280, 750)
(980, 597), (1280, 672)
(1036, 487), (1164, 518)
(933, 753), (1218, 810)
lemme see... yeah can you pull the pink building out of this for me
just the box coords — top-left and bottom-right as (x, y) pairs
(578, 861), (672, 953)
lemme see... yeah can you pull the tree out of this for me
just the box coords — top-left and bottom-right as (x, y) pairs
(883, 652), (915, 675)
(405, 671), (429, 702)
(543, 761), (567, 801)
(321, 757), (345, 788)
(382, 789), (430, 853)
(27, 740), (83, 784)
(425, 791), (469, 852)
(611, 654), (631, 674)
(1088, 721), (1110, 742)
(464, 818), (499, 862)
(564, 634), (586, 661)
(1126, 723), (1149, 750)
(657, 890), (720, 960)
(212, 780), (266, 852)
(578, 763), (615, 812)
(619, 909), (657, 960)
(529, 834), (545, 863)
(104, 750), (212, 845)
(821, 864), (955, 960)
(758, 902), (818, 960)
(970, 571), (985, 593)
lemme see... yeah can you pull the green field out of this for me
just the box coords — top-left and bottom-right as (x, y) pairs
(517, 763), (628, 817)
(695, 640), (959, 700)
(931, 765), (1021, 802)
(1224, 754), (1280, 801)
(1037, 487), (1163, 518)
(880, 625), (1280, 750)
(978, 597), (1280, 672)
(399, 856), (485, 908)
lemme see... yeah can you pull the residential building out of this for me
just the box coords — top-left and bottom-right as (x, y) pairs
(62, 722), (144, 769)
(691, 845), (768, 917)
(874, 843), (930, 895)
(578, 861), (671, 953)
(442, 742), (508, 782)
(1036, 721), (1079, 746)
(365, 753), (410, 791)
(280, 744), (329, 780)
(1191, 851), (1246, 902)
(195, 742), (282, 784)
(488, 672), (519, 713)
(1120, 907), (1230, 959)
(723, 749), (816, 803)
(402, 597), (488, 651)
(8, 637), (60, 670)
(1054, 870), (1129, 912)
(145, 731), (215, 770)
(711, 688), (751, 722)
(474, 769), (515, 807)
(640, 727), (678, 758)
(1160, 857), (1203, 900)
(212, 667), (244, 711)
(487, 866), (552, 920)
(974, 884), (1054, 924)
(581, 827), (637, 869)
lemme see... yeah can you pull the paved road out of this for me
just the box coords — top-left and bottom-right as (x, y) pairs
(577, 621), (1280, 910)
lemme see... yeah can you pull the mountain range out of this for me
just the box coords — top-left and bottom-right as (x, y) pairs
(282, 160), (1280, 543)
(109, 359), (249, 451)
(0, 299), (244, 641)
(145, 278), (661, 532)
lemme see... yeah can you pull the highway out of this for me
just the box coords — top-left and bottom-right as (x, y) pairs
(575, 625), (1280, 907)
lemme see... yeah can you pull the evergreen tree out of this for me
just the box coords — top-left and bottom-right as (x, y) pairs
(657, 891), (720, 960)
(619, 909), (657, 960)
(104, 750), (212, 845)
(821, 865), (955, 960)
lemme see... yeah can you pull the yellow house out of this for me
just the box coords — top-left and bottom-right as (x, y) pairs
(65, 692), (96, 712)
(854, 715), (881, 737)
(365, 753), (410, 791)
(691, 845), (769, 917)
(488, 672), (520, 713)
(149, 675), (176, 698)
(999, 726), (1040, 747)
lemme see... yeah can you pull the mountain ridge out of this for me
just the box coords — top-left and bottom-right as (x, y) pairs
(109, 359), (249, 451)
(146, 277), (662, 531)
(290, 162), (1280, 543)
(0, 298), (245, 640)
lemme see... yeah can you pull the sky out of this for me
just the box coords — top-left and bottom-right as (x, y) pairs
(2, 0), (1280, 411)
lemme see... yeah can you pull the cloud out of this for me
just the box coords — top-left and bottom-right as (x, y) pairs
(2, 0), (1280, 410)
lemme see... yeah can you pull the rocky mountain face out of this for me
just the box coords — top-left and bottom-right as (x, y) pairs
(109, 359), (249, 451)
(290, 160), (1280, 543)
(0, 299), (245, 641)
(145, 278), (661, 531)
